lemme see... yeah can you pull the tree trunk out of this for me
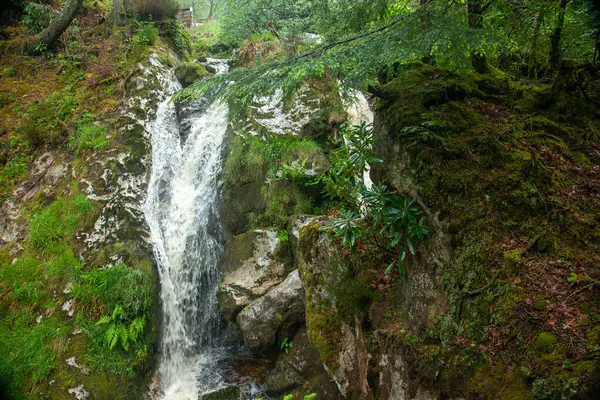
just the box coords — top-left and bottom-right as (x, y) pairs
(28, 0), (84, 53)
(113, 0), (128, 28)
(208, 0), (216, 18)
(549, 0), (570, 69)
(468, 0), (488, 73)
(530, 6), (545, 65)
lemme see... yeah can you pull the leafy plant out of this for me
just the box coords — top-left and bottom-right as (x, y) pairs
(280, 337), (293, 353)
(278, 229), (289, 242)
(328, 210), (363, 252)
(136, 20), (158, 46)
(96, 306), (146, 351)
(71, 263), (153, 317)
(318, 122), (381, 207)
(281, 393), (317, 400)
(22, 3), (53, 34)
(169, 21), (192, 57)
(319, 123), (432, 275)
(362, 185), (432, 275)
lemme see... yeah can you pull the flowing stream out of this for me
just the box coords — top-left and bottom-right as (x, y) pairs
(143, 58), (235, 400)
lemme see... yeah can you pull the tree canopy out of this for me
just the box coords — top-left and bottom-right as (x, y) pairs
(181, 0), (600, 103)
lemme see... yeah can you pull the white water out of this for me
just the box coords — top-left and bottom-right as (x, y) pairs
(143, 60), (232, 400)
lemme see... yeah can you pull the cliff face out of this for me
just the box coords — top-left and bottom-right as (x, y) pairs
(218, 63), (600, 399)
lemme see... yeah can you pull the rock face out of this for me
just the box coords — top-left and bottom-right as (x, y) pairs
(296, 218), (450, 400)
(264, 328), (342, 399)
(236, 270), (305, 354)
(217, 229), (291, 321)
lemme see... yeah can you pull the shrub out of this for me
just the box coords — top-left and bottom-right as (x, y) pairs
(134, 0), (179, 21)
(68, 124), (108, 154)
(22, 3), (54, 34)
(136, 20), (158, 46)
(168, 21), (191, 57)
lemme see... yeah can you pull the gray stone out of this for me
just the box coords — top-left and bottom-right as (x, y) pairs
(218, 230), (289, 321)
(236, 270), (305, 354)
(264, 328), (342, 398)
(205, 64), (217, 75)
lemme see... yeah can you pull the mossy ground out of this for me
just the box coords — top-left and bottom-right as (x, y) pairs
(371, 61), (600, 398)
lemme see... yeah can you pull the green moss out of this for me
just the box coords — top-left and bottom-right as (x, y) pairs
(468, 366), (532, 400)
(305, 300), (342, 369)
(536, 234), (558, 254)
(174, 62), (211, 87)
(533, 332), (558, 354)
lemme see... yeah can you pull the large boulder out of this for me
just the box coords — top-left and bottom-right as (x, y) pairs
(236, 270), (305, 355)
(217, 230), (292, 321)
(174, 63), (210, 88)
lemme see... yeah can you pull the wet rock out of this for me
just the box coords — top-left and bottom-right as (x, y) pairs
(12, 151), (67, 202)
(67, 385), (89, 400)
(218, 230), (290, 321)
(205, 64), (218, 75)
(0, 200), (22, 247)
(236, 270), (305, 355)
(264, 328), (342, 399)
(199, 386), (240, 400)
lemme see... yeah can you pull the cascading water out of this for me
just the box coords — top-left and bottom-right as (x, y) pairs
(143, 58), (235, 400)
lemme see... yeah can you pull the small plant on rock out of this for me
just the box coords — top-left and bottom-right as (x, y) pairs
(280, 337), (293, 353)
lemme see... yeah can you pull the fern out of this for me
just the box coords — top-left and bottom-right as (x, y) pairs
(95, 305), (146, 352)
(128, 317), (146, 343)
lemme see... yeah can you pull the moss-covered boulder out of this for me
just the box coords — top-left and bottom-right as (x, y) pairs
(175, 62), (210, 87)
(368, 61), (600, 399)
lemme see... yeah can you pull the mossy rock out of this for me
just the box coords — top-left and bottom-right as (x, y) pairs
(175, 63), (210, 88)
(532, 332), (558, 354)
(536, 233), (558, 254)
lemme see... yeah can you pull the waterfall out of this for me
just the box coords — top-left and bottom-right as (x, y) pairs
(143, 58), (233, 400)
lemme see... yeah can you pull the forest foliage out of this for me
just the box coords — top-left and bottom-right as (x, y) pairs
(182, 0), (600, 102)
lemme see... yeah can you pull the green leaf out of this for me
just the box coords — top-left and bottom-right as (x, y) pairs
(105, 324), (118, 350)
(119, 325), (130, 351)
(385, 261), (395, 275)
(96, 316), (111, 325)
(406, 236), (416, 256)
